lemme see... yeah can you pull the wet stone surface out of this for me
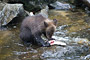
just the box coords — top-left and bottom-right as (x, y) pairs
(0, 9), (90, 60)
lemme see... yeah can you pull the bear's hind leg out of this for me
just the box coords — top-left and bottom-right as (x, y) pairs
(20, 29), (33, 47)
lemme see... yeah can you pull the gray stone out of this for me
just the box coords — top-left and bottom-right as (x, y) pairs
(0, 3), (27, 26)
(50, 1), (71, 10)
(80, 0), (90, 7)
(0, 0), (56, 12)
(39, 6), (49, 18)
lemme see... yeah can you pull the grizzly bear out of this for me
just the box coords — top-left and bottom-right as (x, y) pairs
(20, 14), (57, 47)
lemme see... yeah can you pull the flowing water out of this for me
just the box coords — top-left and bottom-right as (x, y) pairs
(0, 9), (90, 60)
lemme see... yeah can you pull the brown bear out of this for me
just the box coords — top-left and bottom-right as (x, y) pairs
(20, 14), (57, 47)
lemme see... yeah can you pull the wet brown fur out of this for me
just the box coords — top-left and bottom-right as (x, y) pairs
(20, 14), (57, 47)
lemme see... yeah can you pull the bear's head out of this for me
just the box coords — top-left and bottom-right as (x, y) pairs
(44, 19), (57, 40)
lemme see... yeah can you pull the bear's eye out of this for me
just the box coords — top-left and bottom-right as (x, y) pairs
(46, 28), (54, 38)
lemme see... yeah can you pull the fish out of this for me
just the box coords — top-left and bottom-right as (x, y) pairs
(48, 40), (66, 46)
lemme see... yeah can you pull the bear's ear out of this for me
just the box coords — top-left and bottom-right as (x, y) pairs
(44, 21), (48, 27)
(53, 19), (57, 25)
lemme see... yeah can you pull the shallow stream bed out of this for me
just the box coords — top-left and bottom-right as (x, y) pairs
(0, 9), (90, 60)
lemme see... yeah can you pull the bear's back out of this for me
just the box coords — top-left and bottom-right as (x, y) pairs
(21, 14), (46, 27)
(21, 14), (47, 34)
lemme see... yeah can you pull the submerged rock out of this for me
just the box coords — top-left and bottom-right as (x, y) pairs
(42, 45), (90, 60)
(0, 3), (27, 26)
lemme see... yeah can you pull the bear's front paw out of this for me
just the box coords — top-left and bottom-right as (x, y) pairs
(48, 38), (55, 40)
(46, 42), (51, 47)
(42, 42), (50, 47)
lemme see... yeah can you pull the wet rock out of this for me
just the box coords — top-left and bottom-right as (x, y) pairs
(0, 2), (6, 10)
(70, 28), (90, 40)
(0, 0), (56, 12)
(50, 1), (71, 10)
(84, 54), (90, 59)
(74, 0), (90, 9)
(42, 45), (90, 60)
(81, 0), (90, 7)
(72, 38), (89, 45)
(0, 3), (27, 26)
(39, 6), (49, 18)
(84, 16), (90, 24)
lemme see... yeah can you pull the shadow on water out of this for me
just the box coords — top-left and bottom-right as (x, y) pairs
(0, 9), (90, 60)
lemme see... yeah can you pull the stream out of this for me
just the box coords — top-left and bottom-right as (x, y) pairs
(0, 9), (90, 60)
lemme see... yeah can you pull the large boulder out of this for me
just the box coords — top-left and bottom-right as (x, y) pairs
(73, 0), (90, 8)
(0, 3), (27, 26)
(81, 0), (90, 7)
(0, 0), (56, 12)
